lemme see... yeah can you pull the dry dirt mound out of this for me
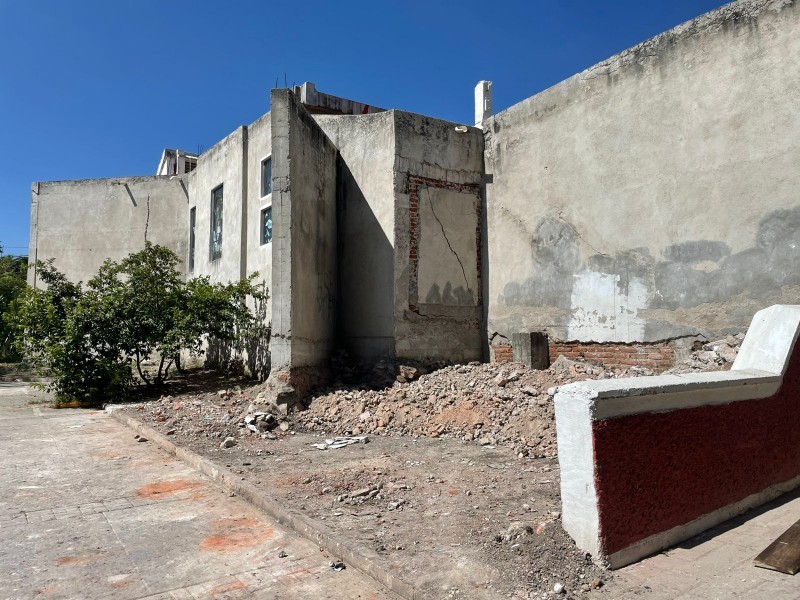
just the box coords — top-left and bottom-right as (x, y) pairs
(293, 358), (652, 458)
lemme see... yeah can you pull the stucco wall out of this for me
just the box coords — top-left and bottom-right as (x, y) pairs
(315, 112), (396, 360)
(188, 127), (247, 284)
(393, 111), (485, 362)
(270, 89), (338, 370)
(245, 112), (273, 318)
(485, 0), (800, 345)
(29, 176), (188, 286)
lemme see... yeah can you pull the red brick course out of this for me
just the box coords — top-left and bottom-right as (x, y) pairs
(549, 341), (675, 371)
(490, 339), (676, 371)
(491, 343), (513, 363)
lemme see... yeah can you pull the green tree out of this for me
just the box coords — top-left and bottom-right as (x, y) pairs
(9, 243), (268, 404)
(0, 244), (29, 361)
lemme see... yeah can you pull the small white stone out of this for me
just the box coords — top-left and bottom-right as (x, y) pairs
(553, 582), (565, 594)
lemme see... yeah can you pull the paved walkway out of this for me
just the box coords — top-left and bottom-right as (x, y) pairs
(609, 489), (800, 598)
(0, 383), (397, 600)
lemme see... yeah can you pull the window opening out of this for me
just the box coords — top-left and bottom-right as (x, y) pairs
(260, 206), (273, 245)
(261, 157), (272, 197)
(189, 207), (196, 272)
(210, 185), (223, 260)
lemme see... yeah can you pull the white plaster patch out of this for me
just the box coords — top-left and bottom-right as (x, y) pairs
(567, 270), (648, 342)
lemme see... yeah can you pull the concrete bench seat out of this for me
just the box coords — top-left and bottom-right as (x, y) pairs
(555, 305), (800, 568)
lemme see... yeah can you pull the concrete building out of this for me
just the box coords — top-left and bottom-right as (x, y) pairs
(29, 0), (800, 396)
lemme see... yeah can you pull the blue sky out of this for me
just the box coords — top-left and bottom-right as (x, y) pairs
(0, 0), (727, 257)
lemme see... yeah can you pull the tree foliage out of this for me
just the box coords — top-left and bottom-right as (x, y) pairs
(8, 243), (268, 404)
(0, 244), (28, 361)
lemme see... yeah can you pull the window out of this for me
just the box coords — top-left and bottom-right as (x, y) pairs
(260, 206), (273, 245)
(210, 185), (223, 260)
(261, 157), (272, 197)
(189, 207), (196, 272)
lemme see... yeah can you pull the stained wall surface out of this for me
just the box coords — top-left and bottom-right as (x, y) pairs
(485, 0), (800, 345)
(29, 176), (189, 286)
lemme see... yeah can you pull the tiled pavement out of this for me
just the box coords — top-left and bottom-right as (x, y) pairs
(0, 383), (398, 600)
(609, 487), (800, 598)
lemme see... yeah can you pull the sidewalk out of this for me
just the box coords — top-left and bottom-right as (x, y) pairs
(0, 383), (397, 600)
(612, 488), (800, 599)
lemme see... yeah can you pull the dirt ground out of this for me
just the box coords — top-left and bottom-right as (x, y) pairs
(125, 401), (607, 599)
(116, 337), (741, 599)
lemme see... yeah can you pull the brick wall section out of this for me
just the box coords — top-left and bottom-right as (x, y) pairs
(492, 343), (513, 363)
(549, 341), (675, 371)
(490, 339), (676, 370)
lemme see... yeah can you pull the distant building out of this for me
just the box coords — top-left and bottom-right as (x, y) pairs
(156, 149), (198, 176)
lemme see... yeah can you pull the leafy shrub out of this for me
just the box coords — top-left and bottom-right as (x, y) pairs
(8, 243), (268, 405)
(0, 245), (28, 361)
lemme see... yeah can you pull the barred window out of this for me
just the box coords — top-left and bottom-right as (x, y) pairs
(261, 206), (273, 245)
(210, 185), (223, 260)
(261, 157), (272, 197)
(189, 207), (196, 272)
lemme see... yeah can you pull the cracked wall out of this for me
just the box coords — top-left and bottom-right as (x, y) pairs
(484, 0), (800, 344)
(393, 111), (485, 362)
(29, 176), (188, 287)
(418, 187), (479, 307)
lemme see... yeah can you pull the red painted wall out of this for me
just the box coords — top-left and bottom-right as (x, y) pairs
(592, 344), (800, 556)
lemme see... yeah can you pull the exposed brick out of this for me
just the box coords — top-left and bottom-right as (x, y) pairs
(492, 344), (513, 363)
(548, 340), (675, 372)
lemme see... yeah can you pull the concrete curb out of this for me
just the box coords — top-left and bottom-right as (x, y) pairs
(106, 406), (419, 600)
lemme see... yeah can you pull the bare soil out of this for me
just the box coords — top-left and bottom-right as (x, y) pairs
(118, 337), (741, 599)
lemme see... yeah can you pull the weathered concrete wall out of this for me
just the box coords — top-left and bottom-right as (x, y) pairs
(270, 90), (338, 371)
(29, 176), (189, 286)
(245, 112), (273, 313)
(188, 127), (247, 284)
(315, 112), (396, 360)
(485, 0), (800, 346)
(394, 111), (485, 362)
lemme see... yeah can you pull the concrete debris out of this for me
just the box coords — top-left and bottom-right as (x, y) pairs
(553, 582), (565, 594)
(220, 437), (237, 448)
(667, 333), (744, 374)
(330, 561), (346, 571)
(311, 435), (369, 451)
(295, 337), (746, 456)
(296, 359), (643, 458)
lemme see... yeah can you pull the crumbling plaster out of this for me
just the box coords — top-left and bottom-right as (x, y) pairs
(485, 0), (800, 344)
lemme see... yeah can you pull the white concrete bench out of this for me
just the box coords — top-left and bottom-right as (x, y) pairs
(554, 305), (800, 568)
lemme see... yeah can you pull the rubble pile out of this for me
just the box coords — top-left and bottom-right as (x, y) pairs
(667, 333), (744, 373)
(140, 334), (745, 455)
(142, 387), (293, 447)
(294, 357), (653, 458)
